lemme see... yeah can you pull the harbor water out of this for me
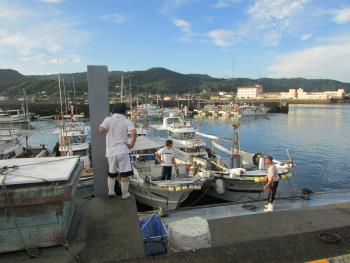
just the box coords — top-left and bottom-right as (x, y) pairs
(7, 104), (350, 195)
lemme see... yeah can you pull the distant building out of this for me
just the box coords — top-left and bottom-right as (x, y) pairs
(262, 92), (281, 99)
(210, 95), (220, 101)
(282, 88), (346, 100)
(236, 85), (263, 99)
(0, 96), (9, 101)
(164, 96), (172, 101)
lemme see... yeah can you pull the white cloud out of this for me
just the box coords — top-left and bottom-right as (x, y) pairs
(0, 5), (22, 18)
(212, 0), (241, 8)
(267, 35), (350, 82)
(173, 18), (191, 33)
(0, 2), (88, 74)
(208, 29), (236, 47)
(161, 0), (192, 14)
(331, 7), (350, 24)
(99, 13), (128, 24)
(247, 0), (307, 22)
(301, 34), (312, 41)
(38, 0), (64, 4)
(208, 0), (309, 47)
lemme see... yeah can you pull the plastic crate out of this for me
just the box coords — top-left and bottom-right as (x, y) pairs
(139, 213), (168, 256)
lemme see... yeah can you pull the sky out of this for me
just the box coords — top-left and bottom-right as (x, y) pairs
(1, 0), (350, 82)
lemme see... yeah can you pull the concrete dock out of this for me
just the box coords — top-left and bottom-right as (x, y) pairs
(1, 195), (350, 263)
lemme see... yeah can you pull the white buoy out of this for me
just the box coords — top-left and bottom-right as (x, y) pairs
(215, 179), (225, 194)
(259, 157), (265, 170)
(168, 217), (211, 252)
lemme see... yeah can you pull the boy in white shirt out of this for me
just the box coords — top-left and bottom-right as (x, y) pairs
(156, 140), (177, 180)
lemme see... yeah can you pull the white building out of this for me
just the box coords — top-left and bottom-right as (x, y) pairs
(236, 85), (263, 99)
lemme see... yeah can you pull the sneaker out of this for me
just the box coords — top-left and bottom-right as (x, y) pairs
(122, 192), (131, 200)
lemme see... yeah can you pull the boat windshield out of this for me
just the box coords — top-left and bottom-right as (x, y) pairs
(6, 111), (20, 116)
(171, 131), (195, 140)
(73, 149), (88, 156)
(69, 135), (86, 144)
(167, 118), (181, 126)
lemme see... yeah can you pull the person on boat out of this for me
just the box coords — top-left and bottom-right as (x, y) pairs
(156, 140), (177, 180)
(99, 103), (137, 199)
(262, 155), (279, 212)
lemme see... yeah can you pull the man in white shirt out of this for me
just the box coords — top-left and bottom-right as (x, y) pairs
(98, 103), (137, 199)
(156, 140), (177, 180)
(262, 155), (279, 212)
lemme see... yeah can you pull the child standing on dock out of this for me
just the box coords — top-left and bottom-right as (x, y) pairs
(262, 155), (279, 212)
(99, 103), (137, 199)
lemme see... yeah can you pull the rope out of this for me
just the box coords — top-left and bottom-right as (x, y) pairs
(179, 178), (215, 208)
(0, 156), (78, 170)
(58, 214), (82, 262)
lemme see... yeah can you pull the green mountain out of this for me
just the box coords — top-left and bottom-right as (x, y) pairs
(0, 68), (349, 97)
(0, 69), (29, 85)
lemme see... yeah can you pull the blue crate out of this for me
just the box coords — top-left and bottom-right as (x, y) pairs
(139, 213), (168, 256)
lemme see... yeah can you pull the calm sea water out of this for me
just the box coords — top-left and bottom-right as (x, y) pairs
(19, 104), (350, 194)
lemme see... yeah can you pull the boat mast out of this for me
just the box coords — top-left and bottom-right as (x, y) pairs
(57, 59), (66, 156)
(232, 56), (235, 104)
(72, 75), (77, 115)
(129, 76), (132, 107)
(231, 115), (241, 168)
(23, 88), (29, 149)
(62, 77), (68, 115)
(120, 75), (124, 103)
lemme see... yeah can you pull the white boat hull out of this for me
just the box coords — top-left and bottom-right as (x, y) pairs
(129, 180), (193, 210)
(0, 115), (32, 123)
(206, 177), (264, 202)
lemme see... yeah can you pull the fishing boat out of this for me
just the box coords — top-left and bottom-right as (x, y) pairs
(129, 136), (209, 210)
(233, 104), (268, 117)
(0, 128), (49, 159)
(0, 156), (82, 253)
(200, 117), (294, 202)
(203, 105), (219, 116)
(137, 104), (163, 119)
(163, 107), (181, 117)
(150, 116), (208, 161)
(53, 121), (91, 177)
(0, 109), (34, 124)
